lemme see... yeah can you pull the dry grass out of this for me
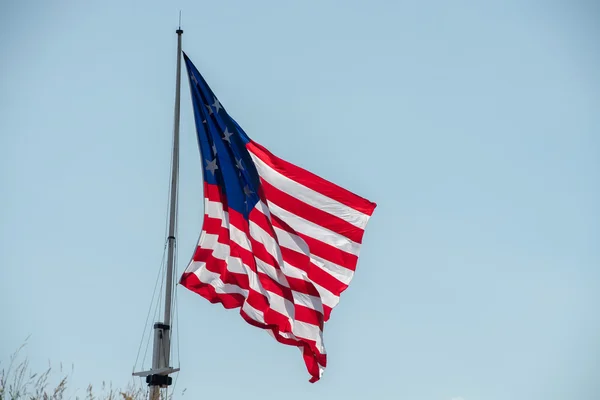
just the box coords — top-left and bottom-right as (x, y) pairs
(0, 342), (159, 400)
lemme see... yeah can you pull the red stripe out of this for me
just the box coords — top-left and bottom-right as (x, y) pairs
(179, 272), (245, 309)
(286, 276), (321, 298)
(208, 220), (340, 317)
(247, 234), (283, 273)
(184, 183), (353, 382)
(192, 247), (250, 289)
(323, 305), (333, 321)
(199, 208), (326, 322)
(204, 182), (363, 272)
(240, 310), (325, 383)
(198, 198), (346, 314)
(246, 209), (324, 298)
(247, 206), (350, 296)
(182, 276), (327, 383)
(200, 216), (223, 235)
(182, 269), (328, 379)
(203, 182), (225, 204)
(279, 246), (348, 296)
(260, 178), (366, 244)
(228, 207), (250, 233)
(295, 304), (324, 330)
(303, 345), (325, 383)
(240, 309), (296, 345)
(247, 140), (377, 216)
(270, 213), (359, 271)
(247, 204), (277, 238)
(240, 305), (325, 368)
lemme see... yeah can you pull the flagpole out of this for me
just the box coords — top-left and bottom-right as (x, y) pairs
(134, 25), (183, 400)
(164, 24), (183, 346)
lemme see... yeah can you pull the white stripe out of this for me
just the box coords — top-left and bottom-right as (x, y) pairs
(192, 265), (249, 297)
(271, 225), (354, 286)
(249, 217), (284, 264)
(205, 200), (229, 227)
(285, 264), (338, 311)
(254, 256), (290, 289)
(249, 151), (370, 229)
(230, 224), (251, 251)
(250, 217), (340, 312)
(194, 231), (299, 328)
(254, 201), (356, 284)
(292, 291), (324, 314)
(199, 201), (348, 309)
(311, 281), (339, 311)
(266, 329), (302, 343)
(194, 232), (252, 275)
(254, 200), (272, 218)
(259, 288), (295, 326)
(311, 254), (355, 286)
(242, 301), (265, 324)
(209, 198), (354, 284)
(197, 234), (322, 338)
(194, 200), (341, 334)
(266, 200), (361, 256)
(205, 199), (251, 251)
(193, 227), (290, 294)
(248, 217), (293, 288)
(193, 259), (326, 354)
(278, 330), (298, 340)
(293, 320), (325, 354)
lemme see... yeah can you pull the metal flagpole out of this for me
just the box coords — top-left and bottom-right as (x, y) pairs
(164, 23), (183, 351)
(133, 25), (183, 400)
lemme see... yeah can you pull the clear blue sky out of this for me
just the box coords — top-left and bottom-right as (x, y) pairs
(1, 1), (599, 399)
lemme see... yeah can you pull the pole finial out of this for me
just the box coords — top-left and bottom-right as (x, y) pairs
(176, 10), (183, 34)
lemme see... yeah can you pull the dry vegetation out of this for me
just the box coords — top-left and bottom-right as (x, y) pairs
(0, 342), (156, 400)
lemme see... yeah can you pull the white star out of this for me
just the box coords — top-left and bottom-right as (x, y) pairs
(202, 119), (206, 124)
(212, 97), (222, 113)
(235, 158), (244, 171)
(212, 143), (217, 155)
(205, 158), (218, 176)
(205, 104), (213, 115)
(222, 128), (233, 143)
(243, 185), (254, 197)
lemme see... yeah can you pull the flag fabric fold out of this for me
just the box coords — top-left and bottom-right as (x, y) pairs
(179, 52), (376, 382)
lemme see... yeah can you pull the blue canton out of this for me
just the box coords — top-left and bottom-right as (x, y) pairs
(183, 52), (261, 218)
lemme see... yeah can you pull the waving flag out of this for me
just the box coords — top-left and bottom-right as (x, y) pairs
(179, 52), (376, 382)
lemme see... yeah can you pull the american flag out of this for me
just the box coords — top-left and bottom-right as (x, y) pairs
(179, 52), (377, 383)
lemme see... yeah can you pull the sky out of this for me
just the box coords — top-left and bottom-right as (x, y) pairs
(1, 0), (599, 399)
